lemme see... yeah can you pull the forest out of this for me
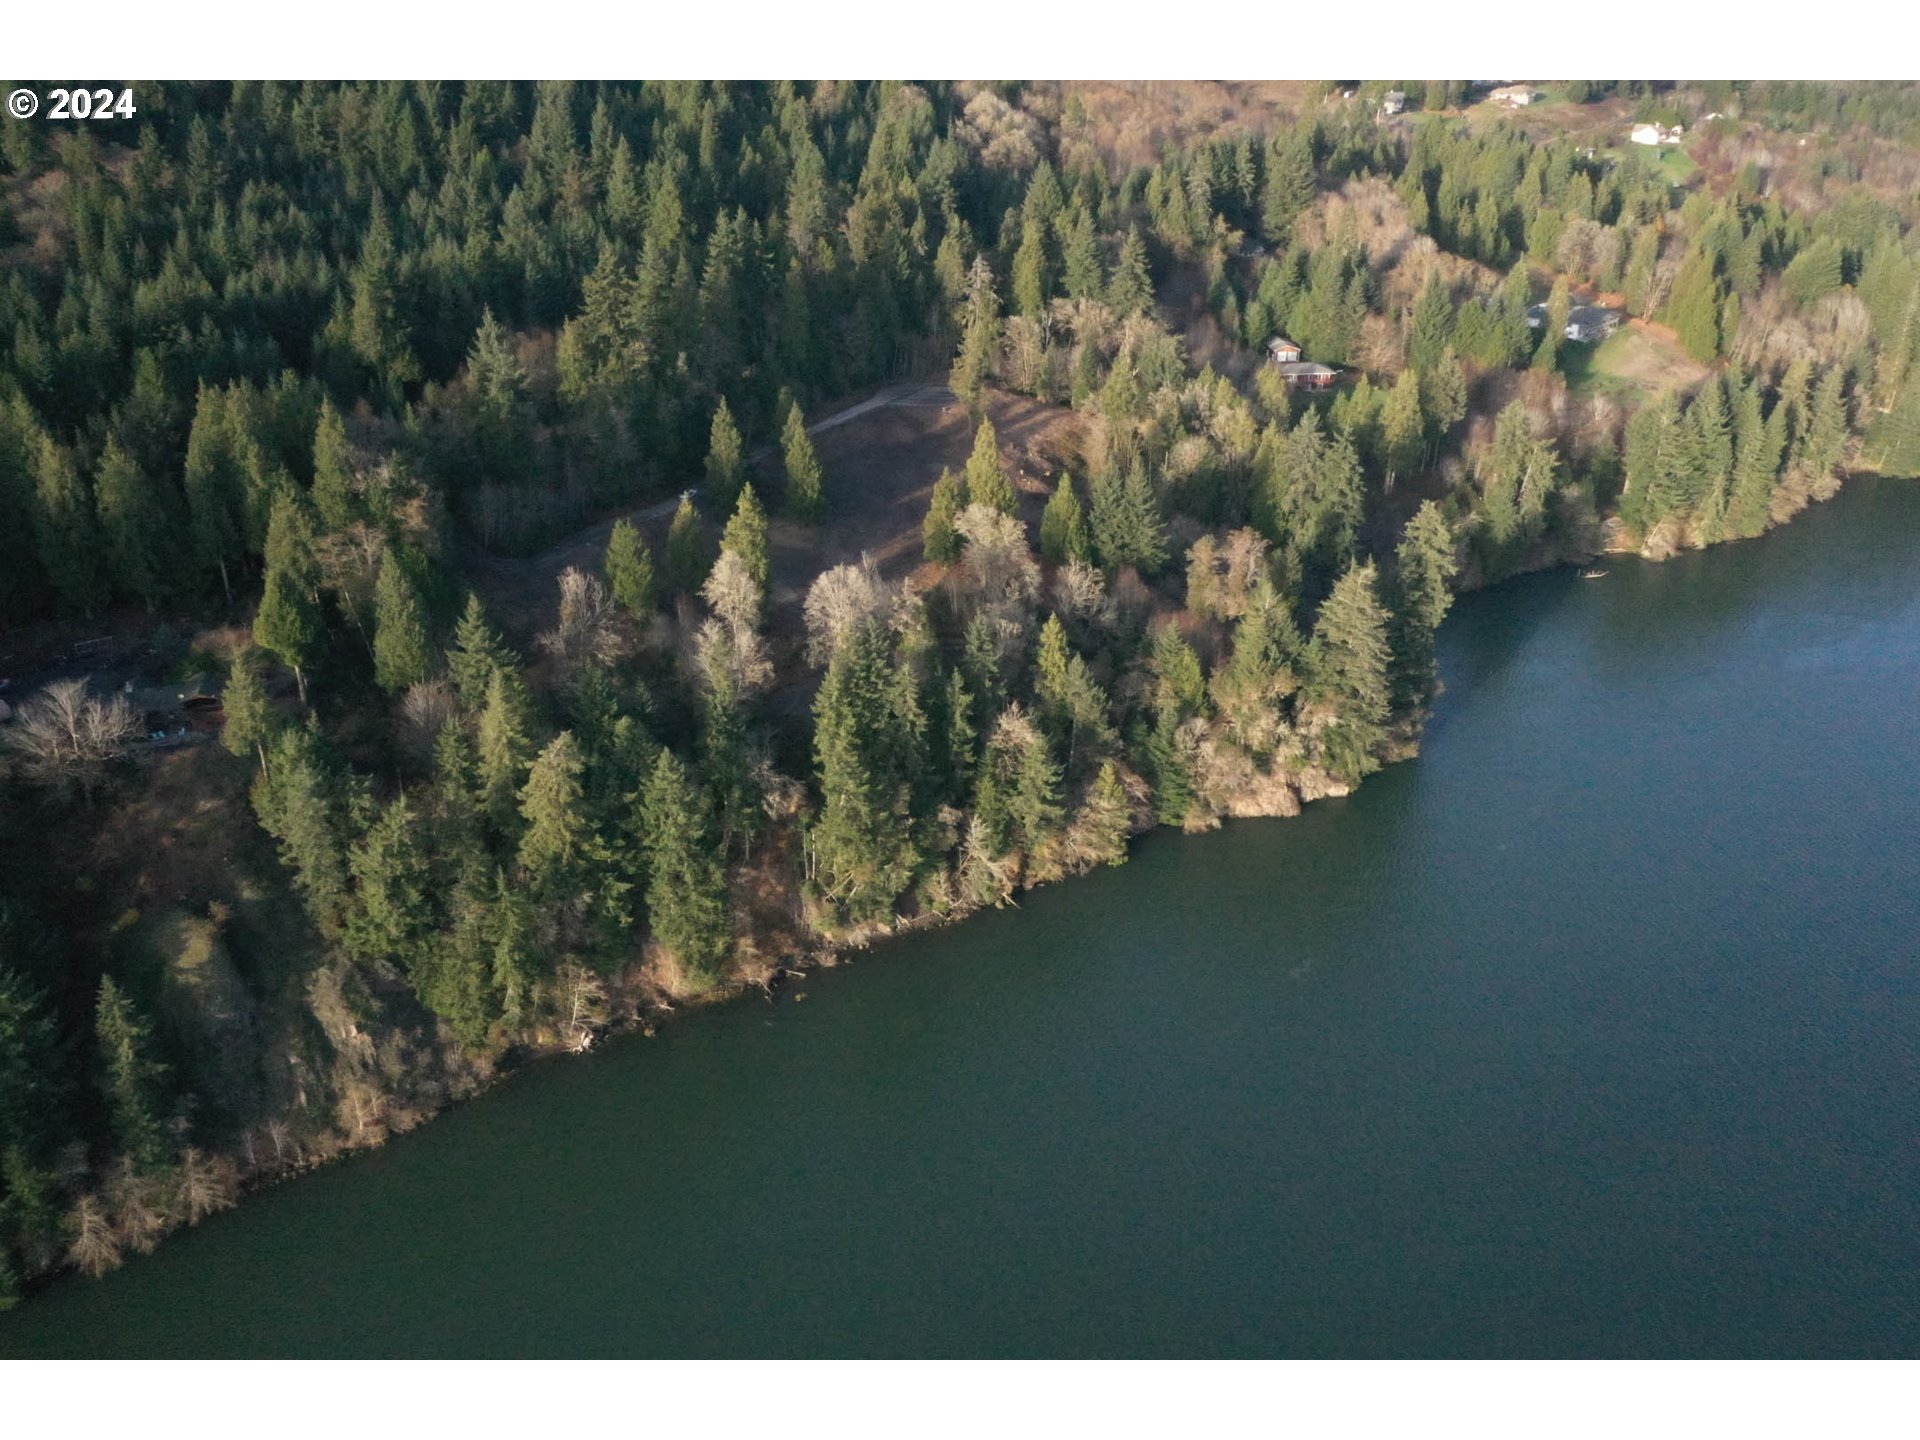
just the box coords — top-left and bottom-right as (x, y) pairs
(3, 79), (1919, 1306)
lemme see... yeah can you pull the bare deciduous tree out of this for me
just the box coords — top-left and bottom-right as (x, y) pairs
(803, 557), (893, 666)
(67, 1193), (124, 1277)
(539, 567), (629, 671)
(2, 677), (138, 798)
(955, 504), (1040, 610)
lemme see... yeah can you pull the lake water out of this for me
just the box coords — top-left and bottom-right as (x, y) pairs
(5, 480), (1918, 1357)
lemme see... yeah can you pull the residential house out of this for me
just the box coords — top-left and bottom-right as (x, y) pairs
(1381, 90), (1407, 117)
(1267, 337), (1303, 364)
(1490, 85), (1539, 108)
(1630, 122), (1684, 146)
(1525, 302), (1622, 343)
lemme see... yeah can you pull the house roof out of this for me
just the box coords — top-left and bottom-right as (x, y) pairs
(1267, 336), (1301, 350)
(1275, 361), (1339, 377)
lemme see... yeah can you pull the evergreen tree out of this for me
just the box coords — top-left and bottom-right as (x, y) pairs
(1077, 761), (1132, 867)
(517, 732), (587, 897)
(1060, 207), (1102, 300)
(254, 528), (322, 703)
(1387, 501), (1458, 711)
(922, 469), (963, 565)
(310, 399), (357, 533)
(704, 398), (747, 514)
(254, 722), (352, 933)
(951, 254), (1002, 415)
(1261, 131), (1316, 247)
(93, 436), (169, 610)
(221, 653), (274, 770)
(810, 621), (921, 925)
(640, 749), (732, 982)
(476, 665), (535, 838)
(32, 435), (102, 617)
(1038, 475), (1091, 563)
(1013, 215), (1050, 319)
(346, 796), (435, 969)
(1727, 383), (1783, 540)
(603, 518), (657, 619)
(964, 418), (1017, 514)
(781, 401), (825, 521)
(447, 594), (515, 713)
(1107, 226), (1154, 317)
(1089, 460), (1169, 574)
(1309, 560), (1393, 783)
(1664, 248), (1724, 363)
(721, 483), (770, 590)
(666, 495), (711, 593)
(1408, 273), (1453, 376)
(1381, 369), (1426, 483)
(0, 968), (58, 1163)
(93, 976), (170, 1172)
(372, 549), (432, 694)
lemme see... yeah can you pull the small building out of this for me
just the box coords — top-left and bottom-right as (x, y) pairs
(1275, 361), (1341, 391)
(1525, 302), (1621, 343)
(1630, 122), (1684, 146)
(1381, 90), (1407, 117)
(1490, 85), (1539, 108)
(1267, 337), (1304, 365)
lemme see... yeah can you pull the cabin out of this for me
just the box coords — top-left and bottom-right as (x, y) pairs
(1526, 302), (1621, 344)
(1630, 122), (1684, 146)
(1380, 90), (1407, 117)
(1490, 86), (1539, 108)
(1275, 362), (1341, 391)
(1266, 337), (1304, 365)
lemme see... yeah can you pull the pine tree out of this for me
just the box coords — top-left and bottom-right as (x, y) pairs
(1038, 475), (1091, 563)
(810, 622), (921, 924)
(1799, 367), (1850, 487)
(1077, 761), (1132, 867)
(254, 722), (352, 933)
(94, 976), (169, 1172)
(1534, 277), (1570, 372)
(346, 796), (434, 969)
(704, 398), (747, 514)
(1107, 226), (1154, 317)
(951, 254), (1002, 415)
(183, 385), (244, 601)
(1309, 561), (1393, 783)
(93, 436), (169, 610)
(1387, 501), (1458, 712)
(372, 548), (432, 694)
(964, 418), (1017, 514)
(32, 435), (103, 617)
(1060, 207), (1102, 300)
(1727, 382), (1782, 540)
(254, 530), (322, 703)
(476, 665), (535, 838)
(1664, 248), (1724, 363)
(666, 495), (711, 593)
(922, 469), (963, 565)
(0, 967), (58, 1162)
(1408, 273), (1453, 377)
(517, 732), (587, 897)
(221, 653), (273, 770)
(721, 483), (770, 590)
(1381, 370), (1426, 484)
(1261, 131), (1316, 247)
(640, 749), (732, 982)
(1089, 460), (1169, 574)
(603, 517), (657, 619)
(310, 399), (356, 533)
(780, 401), (824, 521)
(1013, 215), (1050, 319)
(447, 594), (515, 713)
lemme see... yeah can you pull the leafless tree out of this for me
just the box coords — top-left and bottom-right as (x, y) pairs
(398, 678), (458, 765)
(540, 566), (630, 672)
(955, 505), (1040, 611)
(804, 557), (893, 666)
(2, 677), (138, 798)
(176, 1147), (240, 1224)
(67, 1193), (124, 1277)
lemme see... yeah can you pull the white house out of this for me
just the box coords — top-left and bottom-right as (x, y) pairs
(1490, 85), (1539, 108)
(1630, 122), (1685, 146)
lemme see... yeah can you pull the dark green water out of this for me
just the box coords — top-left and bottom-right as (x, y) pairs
(6, 481), (1919, 1358)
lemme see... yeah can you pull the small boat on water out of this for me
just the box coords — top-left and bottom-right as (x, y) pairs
(1580, 568), (1608, 580)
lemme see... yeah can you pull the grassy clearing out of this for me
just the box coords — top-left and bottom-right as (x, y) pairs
(1562, 325), (1711, 405)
